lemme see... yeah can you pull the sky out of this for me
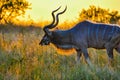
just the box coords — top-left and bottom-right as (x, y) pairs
(26, 0), (120, 23)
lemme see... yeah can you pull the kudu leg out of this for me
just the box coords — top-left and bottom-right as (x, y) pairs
(81, 48), (92, 66)
(76, 49), (82, 64)
(105, 34), (120, 66)
(105, 43), (114, 66)
(106, 48), (114, 66)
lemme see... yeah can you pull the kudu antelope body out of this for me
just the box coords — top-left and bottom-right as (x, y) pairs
(40, 6), (120, 65)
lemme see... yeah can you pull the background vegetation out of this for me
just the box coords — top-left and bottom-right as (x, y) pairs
(79, 5), (120, 24)
(0, 0), (31, 24)
(0, 1), (120, 80)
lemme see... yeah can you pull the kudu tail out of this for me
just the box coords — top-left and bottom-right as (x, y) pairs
(115, 34), (120, 53)
(115, 43), (120, 53)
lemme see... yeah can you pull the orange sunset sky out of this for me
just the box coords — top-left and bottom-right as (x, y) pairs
(25, 0), (120, 23)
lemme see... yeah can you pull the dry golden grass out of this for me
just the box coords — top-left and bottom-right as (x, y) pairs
(0, 23), (120, 80)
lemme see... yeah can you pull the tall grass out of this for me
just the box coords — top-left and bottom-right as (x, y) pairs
(0, 24), (120, 80)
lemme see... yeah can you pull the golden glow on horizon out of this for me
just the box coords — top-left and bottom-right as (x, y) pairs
(26, 0), (120, 23)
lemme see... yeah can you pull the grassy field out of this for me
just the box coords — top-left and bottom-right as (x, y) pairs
(0, 24), (120, 80)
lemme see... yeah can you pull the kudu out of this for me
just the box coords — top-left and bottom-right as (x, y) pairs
(40, 6), (120, 65)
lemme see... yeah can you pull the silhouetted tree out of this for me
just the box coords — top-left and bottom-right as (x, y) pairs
(109, 11), (120, 24)
(0, 0), (31, 24)
(79, 5), (120, 24)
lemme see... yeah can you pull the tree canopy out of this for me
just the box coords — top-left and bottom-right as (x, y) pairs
(79, 5), (120, 24)
(0, 0), (31, 24)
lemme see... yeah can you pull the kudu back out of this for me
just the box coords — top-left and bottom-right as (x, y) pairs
(40, 6), (120, 65)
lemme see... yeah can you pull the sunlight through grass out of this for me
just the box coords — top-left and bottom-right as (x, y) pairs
(0, 24), (120, 80)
